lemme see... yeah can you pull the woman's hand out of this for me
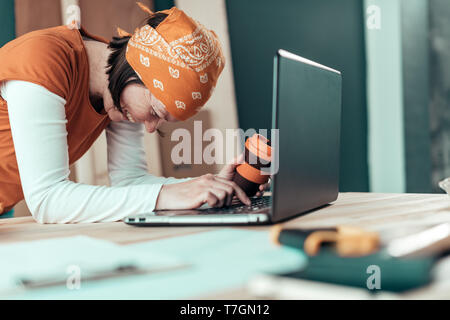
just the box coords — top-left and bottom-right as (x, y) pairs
(218, 153), (271, 198)
(216, 154), (244, 180)
(255, 178), (271, 197)
(155, 172), (251, 210)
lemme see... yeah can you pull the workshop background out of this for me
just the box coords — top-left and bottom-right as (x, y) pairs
(0, 0), (448, 217)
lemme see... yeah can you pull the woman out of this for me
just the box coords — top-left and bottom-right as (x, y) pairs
(0, 4), (257, 223)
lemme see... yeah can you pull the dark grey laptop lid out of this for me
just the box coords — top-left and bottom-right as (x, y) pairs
(270, 49), (342, 223)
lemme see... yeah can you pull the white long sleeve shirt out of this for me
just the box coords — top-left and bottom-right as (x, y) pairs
(1, 80), (187, 223)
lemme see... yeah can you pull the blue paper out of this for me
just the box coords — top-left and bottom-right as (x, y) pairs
(6, 229), (306, 299)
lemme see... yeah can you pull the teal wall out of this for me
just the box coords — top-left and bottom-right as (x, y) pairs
(0, 0), (15, 47)
(154, 0), (175, 11)
(226, 0), (369, 192)
(401, 0), (432, 192)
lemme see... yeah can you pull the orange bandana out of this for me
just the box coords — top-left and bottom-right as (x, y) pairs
(120, 3), (225, 121)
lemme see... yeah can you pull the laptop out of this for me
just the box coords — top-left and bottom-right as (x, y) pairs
(124, 49), (342, 226)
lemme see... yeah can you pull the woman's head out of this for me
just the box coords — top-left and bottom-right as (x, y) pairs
(106, 4), (225, 131)
(106, 12), (174, 133)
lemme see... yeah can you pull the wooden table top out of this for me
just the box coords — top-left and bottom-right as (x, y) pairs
(1, 192), (449, 299)
(1, 192), (448, 245)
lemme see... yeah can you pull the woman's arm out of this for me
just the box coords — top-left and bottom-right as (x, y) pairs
(105, 111), (252, 210)
(105, 120), (189, 186)
(2, 80), (164, 223)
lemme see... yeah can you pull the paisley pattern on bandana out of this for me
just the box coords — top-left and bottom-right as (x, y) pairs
(129, 24), (221, 72)
(124, 5), (225, 121)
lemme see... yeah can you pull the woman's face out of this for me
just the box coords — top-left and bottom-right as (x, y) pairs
(118, 83), (178, 133)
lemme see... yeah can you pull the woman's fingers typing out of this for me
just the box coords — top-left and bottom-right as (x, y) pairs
(214, 176), (250, 206)
(155, 173), (252, 210)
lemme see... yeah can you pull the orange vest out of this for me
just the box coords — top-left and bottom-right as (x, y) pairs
(0, 25), (111, 214)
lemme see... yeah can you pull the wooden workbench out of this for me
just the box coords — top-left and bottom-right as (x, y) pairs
(1, 192), (449, 299)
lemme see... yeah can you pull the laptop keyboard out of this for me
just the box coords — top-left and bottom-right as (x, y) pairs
(200, 196), (272, 215)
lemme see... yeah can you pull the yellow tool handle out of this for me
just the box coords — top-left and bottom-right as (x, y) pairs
(305, 226), (380, 257)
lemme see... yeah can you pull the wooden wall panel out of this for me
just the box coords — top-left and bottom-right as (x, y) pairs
(175, 0), (239, 170)
(15, 0), (62, 37)
(78, 0), (153, 40)
(15, 0), (153, 39)
(159, 110), (219, 178)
